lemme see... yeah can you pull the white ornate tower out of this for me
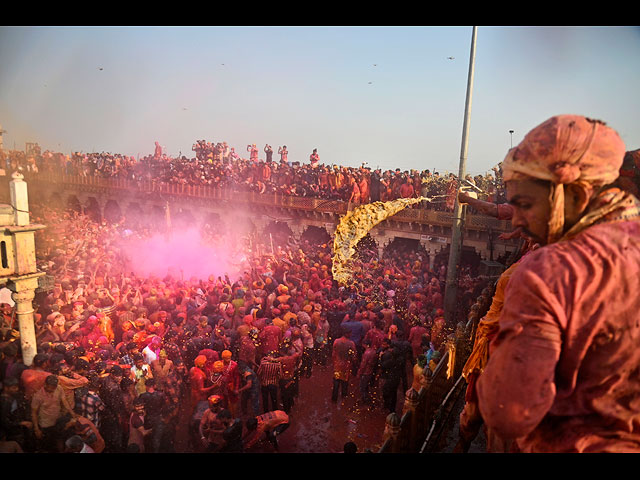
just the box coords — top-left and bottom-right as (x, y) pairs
(0, 172), (46, 365)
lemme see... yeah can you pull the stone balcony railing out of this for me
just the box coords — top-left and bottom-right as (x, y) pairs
(22, 172), (514, 234)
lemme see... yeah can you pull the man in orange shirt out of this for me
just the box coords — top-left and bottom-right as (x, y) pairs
(359, 172), (370, 204)
(189, 355), (216, 414)
(243, 409), (290, 451)
(21, 354), (50, 403)
(31, 375), (78, 452)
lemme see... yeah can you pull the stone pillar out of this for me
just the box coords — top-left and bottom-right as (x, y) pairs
(9, 276), (40, 366)
(5, 174), (46, 366)
(288, 222), (304, 239)
(10, 173), (29, 226)
(376, 234), (393, 260)
(89, 197), (105, 224)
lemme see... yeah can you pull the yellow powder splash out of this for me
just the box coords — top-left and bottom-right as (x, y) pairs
(331, 196), (431, 285)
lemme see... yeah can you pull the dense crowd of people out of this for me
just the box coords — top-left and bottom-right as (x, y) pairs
(0, 194), (489, 453)
(0, 139), (511, 210)
(1, 123), (638, 454)
(3, 139), (638, 211)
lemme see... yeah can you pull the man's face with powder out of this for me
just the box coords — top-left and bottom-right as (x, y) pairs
(506, 179), (552, 246)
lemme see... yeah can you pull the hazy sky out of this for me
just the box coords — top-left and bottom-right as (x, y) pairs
(1, 26), (639, 175)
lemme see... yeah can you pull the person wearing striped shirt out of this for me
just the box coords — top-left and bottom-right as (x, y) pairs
(257, 353), (283, 413)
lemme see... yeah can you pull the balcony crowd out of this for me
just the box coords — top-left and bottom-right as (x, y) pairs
(0, 139), (510, 210)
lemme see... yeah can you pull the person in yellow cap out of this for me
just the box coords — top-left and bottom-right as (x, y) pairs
(189, 355), (217, 416)
(271, 308), (287, 333)
(199, 395), (225, 452)
(476, 115), (640, 453)
(150, 349), (180, 411)
(208, 361), (229, 408)
(276, 285), (291, 305)
(130, 354), (152, 397)
(220, 350), (241, 417)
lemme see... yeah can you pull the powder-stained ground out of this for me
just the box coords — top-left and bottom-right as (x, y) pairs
(172, 361), (406, 454)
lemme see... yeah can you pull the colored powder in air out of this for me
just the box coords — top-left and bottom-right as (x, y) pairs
(119, 228), (246, 281)
(332, 197), (431, 285)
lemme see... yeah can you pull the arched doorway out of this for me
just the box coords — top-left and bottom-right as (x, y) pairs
(49, 192), (64, 211)
(103, 199), (123, 224)
(85, 197), (102, 223)
(263, 221), (293, 249)
(203, 212), (225, 236)
(149, 205), (166, 231)
(124, 202), (144, 229)
(301, 225), (331, 246)
(434, 245), (483, 276)
(172, 207), (196, 231)
(66, 195), (82, 214)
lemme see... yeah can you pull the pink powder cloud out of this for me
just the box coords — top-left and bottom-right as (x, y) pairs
(119, 228), (248, 281)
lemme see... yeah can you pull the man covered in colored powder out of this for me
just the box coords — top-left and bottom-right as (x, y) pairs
(455, 186), (537, 453)
(243, 409), (290, 452)
(476, 115), (640, 453)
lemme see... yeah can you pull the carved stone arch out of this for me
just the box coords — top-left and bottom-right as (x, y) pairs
(300, 225), (331, 246)
(84, 197), (102, 223)
(123, 202), (144, 228)
(66, 194), (82, 214)
(202, 211), (225, 236)
(49, 191), (64, 210)
(172, 206), (196, 230)
(386, 236), (426, 256)
(263, 220), (293, 247)
(103, 199), (122, 224)
(149, 204), (166, 230)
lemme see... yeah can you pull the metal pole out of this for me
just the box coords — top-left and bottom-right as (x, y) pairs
(443, 26), (477, 328)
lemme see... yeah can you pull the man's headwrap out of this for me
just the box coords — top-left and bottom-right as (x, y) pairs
(502, 115), (627, 244)
(213, 361), (224, 373)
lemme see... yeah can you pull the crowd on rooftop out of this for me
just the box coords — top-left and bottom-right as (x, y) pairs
(0, 139), (510, 210)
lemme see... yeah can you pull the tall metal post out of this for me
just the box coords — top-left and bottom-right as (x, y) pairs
(443, 26), (478, 327)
